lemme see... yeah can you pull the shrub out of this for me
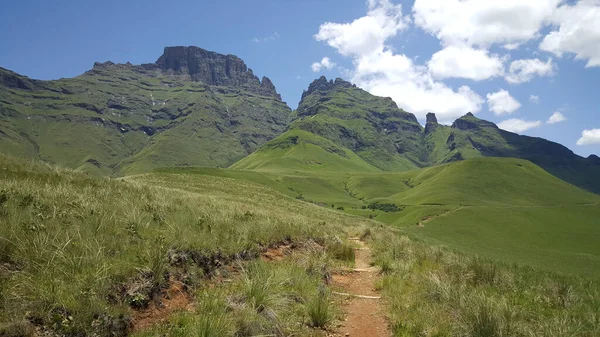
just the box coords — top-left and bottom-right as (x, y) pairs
(367, 202), (402, 212)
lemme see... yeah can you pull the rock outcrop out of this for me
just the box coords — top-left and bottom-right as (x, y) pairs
(425, 113), (439, 134)
(301, 76), (355, 100)
(452, 113), (498, 130)
(155, 46), (281, 99)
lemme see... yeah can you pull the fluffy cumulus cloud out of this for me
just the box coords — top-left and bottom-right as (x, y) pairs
(315, 0), (409, 57)
(486, 90), (521, 115)
(413, 0), (559, 47)
(314, 0), (484, 121)
(311, 57), (336, 72)
(428, 46), (505, 81)
(505, 58), (556, 84)
(498, 119), (543, 133)
(547, 111), (567, 124)
(540, 0), (600, 67)
(577, 129), (600, 145)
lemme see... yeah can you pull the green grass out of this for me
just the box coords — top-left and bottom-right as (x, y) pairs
(0, 64), (292, 176)
(231, 129), (381, 173)
(1, 152), (600, 336)
(0, 154), (371, 336)
(367, 228), (600, 337)
(406, 205), (600, 277)
(167, 157), (600, 278)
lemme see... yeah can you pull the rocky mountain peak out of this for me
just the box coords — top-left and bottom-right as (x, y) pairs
(155, 46), (281, 99)
(452, 113), (498, 131)
(426, 113), (438, 124)
(425, 113), (439, 134)
(301, 76), (356, 100)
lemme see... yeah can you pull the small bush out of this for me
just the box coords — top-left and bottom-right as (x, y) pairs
(367, 202), (402, 212)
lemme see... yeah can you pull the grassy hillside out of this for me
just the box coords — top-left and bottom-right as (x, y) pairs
(172, 157), (600, 277)
(292, 77), (425, 171)
(0, 154), (371, 336)
(231, 129), (380, 173)
(0, 58), (291, 176)
(390, 157), (599, 206)
(431, 113), (600, 193)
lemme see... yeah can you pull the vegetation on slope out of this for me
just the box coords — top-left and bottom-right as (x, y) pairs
(0, 54), (291, 176)
(368, 228), (600, 336)
(1, 153), (599, 336)
(231, 129), (381, 173)
(175, 157), (600, 277)
(293, 76), (425, 171)
(430, 113), (600, 193)
(0, 154), (365, 336)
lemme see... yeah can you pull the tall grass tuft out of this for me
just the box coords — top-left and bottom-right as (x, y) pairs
(327, 240), (355, 266)
(306, 286), (331, 328)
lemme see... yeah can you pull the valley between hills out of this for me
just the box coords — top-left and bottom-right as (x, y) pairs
(1, 46), (599, 336)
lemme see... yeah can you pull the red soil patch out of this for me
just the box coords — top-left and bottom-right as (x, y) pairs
(261, 244), (293, 262)
(132, 278), (195, 332)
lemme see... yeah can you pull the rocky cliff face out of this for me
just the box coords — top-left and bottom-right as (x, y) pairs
(154, 46), (281, 100)
(424, 113), (439, 134)
(300, 76), (355, 100)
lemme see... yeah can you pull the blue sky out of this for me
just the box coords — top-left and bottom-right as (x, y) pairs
(1, 0), (599, 157)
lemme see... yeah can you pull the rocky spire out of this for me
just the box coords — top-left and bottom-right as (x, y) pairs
(155, 46), (281, 99)
(424, 112), (439, 134)
(301, 76), (355, 100)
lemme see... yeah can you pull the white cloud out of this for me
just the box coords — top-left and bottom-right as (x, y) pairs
(413, 0), (559, 48)
(486, 90), (521, 115)
(428, 46), (505, 81)
(315, 0), (409, 57)
(530, 95), (540, 104)
(251, 32), (280, 43)
(311, 57), (336, 72)
(547, 111), (567, 124)
(314, 0), (484, 121)
(505, 58), (556, 84)
(498, 119), (543, 133)
(577, 129), (600, 145)
(503, 43), (521, 50)
(540, 0), (600, 67)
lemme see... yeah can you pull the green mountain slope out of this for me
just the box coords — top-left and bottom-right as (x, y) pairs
(292, 77), (425, 171)
(237, 76), (599, 193)
(391, 157), (599, 206)
(231, 129), (380, 173)
(0, 46), (292, 175)
(426, 113), (600, 193)
(175, 157), (600, 276)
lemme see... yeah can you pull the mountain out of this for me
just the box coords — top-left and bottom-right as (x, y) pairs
(0, 46), (292, 175)
(427, 112), (600, 193)
(1, 51), (598, 192)
(235, 76), (600, 193)
(234, 76), (426, 172)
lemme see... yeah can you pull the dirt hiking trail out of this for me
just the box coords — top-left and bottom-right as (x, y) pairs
(330, 238), (390, 337)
